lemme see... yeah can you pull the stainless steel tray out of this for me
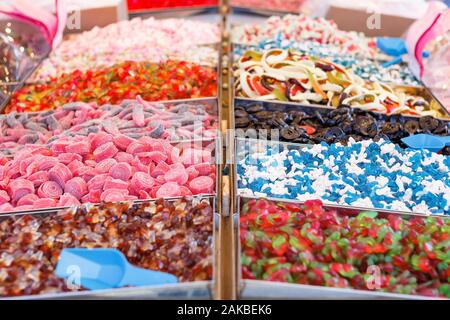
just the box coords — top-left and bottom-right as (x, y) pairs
(0, 18), (50, 112)
(235, 195), (447, 300)
(240, 280), (437, 300)
(0, 136), (220, 216)
(229, 43), (450, 119)
(0, 196), (217, 300)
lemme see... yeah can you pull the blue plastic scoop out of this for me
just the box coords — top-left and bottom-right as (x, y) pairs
(55, 248), (178, 290)
(401, 134), (450, 152)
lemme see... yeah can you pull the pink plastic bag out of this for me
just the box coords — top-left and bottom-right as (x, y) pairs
(405, 1), (449, 78)
(0, 0), (66, 48)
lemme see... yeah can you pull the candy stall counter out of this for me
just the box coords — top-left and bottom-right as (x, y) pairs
(0, 197), (216, 299)
(238, 197), (450, 299)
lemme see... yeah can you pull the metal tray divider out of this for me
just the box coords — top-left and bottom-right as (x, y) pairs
(0, 196), (216, 300)
(234, 136), (449, 218)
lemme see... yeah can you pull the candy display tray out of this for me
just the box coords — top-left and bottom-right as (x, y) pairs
(233, 137), (449, 217)
(0, 19), (51, 112)
(0, 196), (217, 300)
(235, 195), (447, 300)
(232, 89), (449, 122)
(231, 6), (300, 16)
(0, 136), (221, 216)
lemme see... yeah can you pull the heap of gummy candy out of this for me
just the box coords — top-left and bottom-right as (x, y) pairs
(237, 138), (450, 215)
(240, 198), (450, 298)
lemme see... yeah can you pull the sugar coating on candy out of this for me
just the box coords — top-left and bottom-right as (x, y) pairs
(0, 134), (216, 213)
(240, 198), (450, 298)
(7, 60), (217, 113)
(189, 176), (215, 194)
(0, 199), (213, 297)
(237, 139), (450, 215)
(37, 181), (63, 199)
(31, 17), (220, 82)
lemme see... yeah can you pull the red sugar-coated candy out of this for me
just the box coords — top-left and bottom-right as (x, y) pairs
(93, 142), (118, 162)
(34, 198), (57, 208)
(65, 141), (90, 155)
(67, 159), (84, 174)
(179, 148), (203, 166)
(139, 151), (168, 164)
(58, 193), (81, 206)
(169, 147), (181, 164)
(0, 190), (10, 205)
(38, 157), (59, 171)
(38, 181), (63, 199)
(193, 162), (212, 176)
(51, 142), (69, 155)
(155, 174), (166, 184)
(16, 193), (39, 206)
(148, 140), (166, 153)
(87, 174), (108, 191)
(180, 186), (193, 196)
(27, 171), (49, 187)
(0, 203), (14, 212)
(115, 151), (134, 164)
(113, 134), (136, 151)
(138, 190), (150, 200)
(156, 182), (181, 198)
(82, 189), (101, 203)
(189, 176), (214, 194)
(126, 142), (151, 155)
(57, 153), (82, 164)
(186, 166), (199, 180)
